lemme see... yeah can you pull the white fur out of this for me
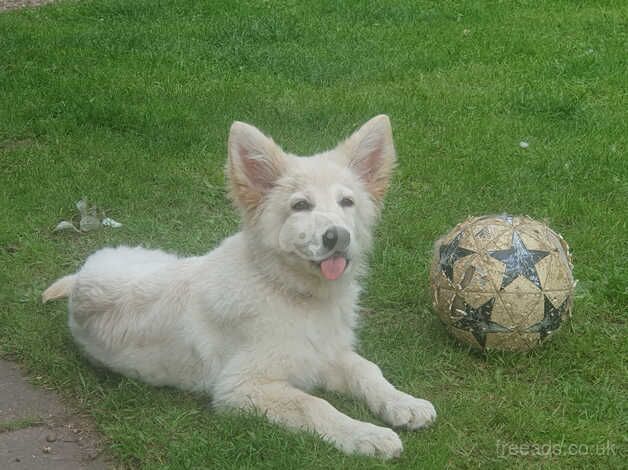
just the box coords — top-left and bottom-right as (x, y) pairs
(43, 115), (436, 459)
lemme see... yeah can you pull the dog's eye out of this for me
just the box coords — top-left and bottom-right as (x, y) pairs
(339, 197), (354, 208)
(292, 200), (312, 211)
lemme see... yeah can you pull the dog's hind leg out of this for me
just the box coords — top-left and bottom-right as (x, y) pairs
(42, 274), (77, 303)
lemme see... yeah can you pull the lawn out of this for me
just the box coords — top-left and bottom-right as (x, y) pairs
(0, 0), (626, 468)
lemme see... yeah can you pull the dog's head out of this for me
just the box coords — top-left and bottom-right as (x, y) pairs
(226, 115), (395, 284)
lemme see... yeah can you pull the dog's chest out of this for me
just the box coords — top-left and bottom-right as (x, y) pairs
(253, 295), (356, 387)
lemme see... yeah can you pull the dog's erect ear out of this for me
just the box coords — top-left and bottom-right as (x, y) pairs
(340, 115), (396, 203)
(227, 121), (285, 212)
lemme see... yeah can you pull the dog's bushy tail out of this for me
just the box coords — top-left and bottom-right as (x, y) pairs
(42, 274), (76, 303)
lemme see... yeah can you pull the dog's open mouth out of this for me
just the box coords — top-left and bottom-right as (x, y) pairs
(316, 254), (349, 281)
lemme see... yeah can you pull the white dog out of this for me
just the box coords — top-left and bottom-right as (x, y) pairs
(43, 115), (436, 458)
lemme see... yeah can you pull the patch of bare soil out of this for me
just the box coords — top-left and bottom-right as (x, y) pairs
(0, 360), (110, 469)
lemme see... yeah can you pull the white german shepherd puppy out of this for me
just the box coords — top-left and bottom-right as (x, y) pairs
(43, 115), (435, 458)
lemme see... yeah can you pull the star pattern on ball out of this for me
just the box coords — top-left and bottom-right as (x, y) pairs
(451, 297), (510, 348)
(439, 231), (475, 282)
(526, 295), (569, 340)
(489, 231), (549, 289)
(475, 227), (491, 239)
(495, 214), (514, 224)
(478, 214), (514, 225)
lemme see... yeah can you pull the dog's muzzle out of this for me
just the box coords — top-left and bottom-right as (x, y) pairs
(279, 213), (352, 280)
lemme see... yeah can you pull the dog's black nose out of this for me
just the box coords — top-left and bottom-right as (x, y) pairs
(322, 226), (350, 251)
(323, 227), (338, 250)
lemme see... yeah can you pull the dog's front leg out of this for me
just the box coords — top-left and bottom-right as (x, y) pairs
(214, 381), (403, 458)
(324, 352), (436, 430)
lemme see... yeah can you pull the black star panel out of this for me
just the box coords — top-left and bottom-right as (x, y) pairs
(439, 231), (475, 282)
(451, 297), (510, 348)
(527, 295), (569, 340)
(489, 231), (549, 290)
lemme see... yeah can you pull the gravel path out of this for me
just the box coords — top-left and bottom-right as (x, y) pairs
(0, 360), (110, 469)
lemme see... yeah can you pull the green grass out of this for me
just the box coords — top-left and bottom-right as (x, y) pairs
(0, 417), (44, 433)
(1, 0), (626, 468)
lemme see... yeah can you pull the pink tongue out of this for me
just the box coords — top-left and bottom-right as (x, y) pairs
(320, 256), (347, 280)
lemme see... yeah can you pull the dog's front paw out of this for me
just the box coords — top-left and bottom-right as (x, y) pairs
(337, 422), (402, 459)
(380, 393), (436, 430)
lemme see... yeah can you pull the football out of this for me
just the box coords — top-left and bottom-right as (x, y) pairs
(430, 215), (575, 351)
